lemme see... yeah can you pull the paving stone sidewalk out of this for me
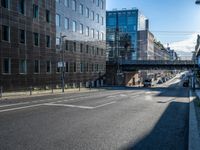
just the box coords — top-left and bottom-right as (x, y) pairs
(195, 90), (200, 137)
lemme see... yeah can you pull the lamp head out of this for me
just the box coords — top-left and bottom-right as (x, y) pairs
(196, 0), (200, 4)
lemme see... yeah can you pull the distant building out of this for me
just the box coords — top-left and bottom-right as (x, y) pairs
(154, 41), (171, 60)
(167, 47), (178, 61)
(106, 9), (149, 61)
(137, 30), (154, 60)
(195, 34), (200, 66)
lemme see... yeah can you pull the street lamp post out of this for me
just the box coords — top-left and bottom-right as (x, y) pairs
(60, 33), (66, 93)
(196, 0), (200, 4)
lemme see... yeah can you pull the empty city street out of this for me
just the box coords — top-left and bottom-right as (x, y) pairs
(0, 76), (189, 150)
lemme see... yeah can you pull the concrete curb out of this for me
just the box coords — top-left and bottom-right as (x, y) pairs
(188, 90), (200, 150)
(0, 88), (100, 100)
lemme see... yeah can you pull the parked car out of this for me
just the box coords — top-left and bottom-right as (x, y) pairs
(183, 79), (189, 87)
(157, 79), (163, 84)
(143, 79), (152, 87)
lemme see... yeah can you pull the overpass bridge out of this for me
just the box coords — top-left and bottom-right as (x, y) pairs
(107, 60), (198, 71)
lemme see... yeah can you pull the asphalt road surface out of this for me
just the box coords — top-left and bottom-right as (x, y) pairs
(0, 75), (189, 150)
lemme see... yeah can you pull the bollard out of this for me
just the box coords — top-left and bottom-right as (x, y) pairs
(79, 83), (81, 91)
(30, 86), (32, 96)
(51, 85), (54, 93)
(0, 86), (2, 98)
(89, 82), (91, 90)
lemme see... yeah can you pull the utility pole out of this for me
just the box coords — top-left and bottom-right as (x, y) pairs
(60, 33), (66, 93)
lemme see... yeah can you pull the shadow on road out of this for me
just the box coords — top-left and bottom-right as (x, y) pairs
(122, 101), (189, 150)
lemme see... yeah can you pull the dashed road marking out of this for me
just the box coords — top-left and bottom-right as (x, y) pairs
(43, 103), (94, 109)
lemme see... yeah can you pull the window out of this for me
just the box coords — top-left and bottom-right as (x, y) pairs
(56, 14), (60, 27)
(56, 37), (60, 49)
(97, 48), (99, 55)
(56, 64), (61, 73)
(73, 62), (76, 72)
(80, 43), (83, 53)
(101, 32), (104, 41)
(72, 0), (76, 11)
(80, 62), (84, 73)
(33, 4), (39, 18)
(3, 58), (11, 74)
(65, 62), (69, 72)
(86, 26), (89, 36)
(80, 24), (83, 34)
(101, 16), (104, 25)
(64, 18), (69, 29)
(2, 25), (9, 41)
(101, 49), (104, 56)
(33, 33), (39, 46)
(96, 14), (99, 23)
(79, 4), (83, 15)
(56, 0), (60, 3)
(86, 8), (89, 18)
(19, 0), (25, 14)
(86, 45), (89, 53)
(72, 21), (76, 32)
(97, 31), (99, 40)
(86, 63), (89, 72)
(46, 35), (50, 48)
(100, 0), (103, 9)
(19, 29), (25, 44)
(73, 42), (76, 52)
(46, 61), (51, 73)
(46, 10), (50, 23)
(64, 0), (69, 7)
(91, 11), (94, 20)
(34, 60), (40, 73)
(19, 59), (27, 74)
(1, 0), (9, 8)
(95, 64), (99, 72)
(91, 28), (94, 38)
(96, 0), (99, 6)
(92, 46), (95, 55)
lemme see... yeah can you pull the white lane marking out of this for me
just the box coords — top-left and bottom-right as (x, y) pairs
(146, 91), (152, 94)
(94, 101), (116, 108)
(0, 97), (66, 108)
(0, 102), (30, 108)
(119, 94), (127, 97)
(0, 103), (45, 113)
(43, 103), (94, 109)
(107, 95), (116, 98)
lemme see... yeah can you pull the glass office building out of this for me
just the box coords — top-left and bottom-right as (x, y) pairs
(56, 0), (106, 87)
(106, 9), (148, 61)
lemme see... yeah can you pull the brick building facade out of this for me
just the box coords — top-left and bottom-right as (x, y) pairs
(0, 0), (106, 90)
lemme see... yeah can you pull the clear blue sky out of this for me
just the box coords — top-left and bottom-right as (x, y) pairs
(106, 0), (200, 44)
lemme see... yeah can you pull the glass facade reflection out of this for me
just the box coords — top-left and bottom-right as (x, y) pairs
(106, 9), (148, 61)
(56, 0), (106, 87)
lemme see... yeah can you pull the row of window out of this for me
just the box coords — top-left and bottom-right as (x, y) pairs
(1, 25), (105, 56)
(56, 17), (104, 40)
(1, 25), (51, 47)
(56, 40), (105, 56)
(56, 0), (104, 10)
(2, 58), (105, 75)
(56, 11), (104, 28)
(1, 0), (51, 23)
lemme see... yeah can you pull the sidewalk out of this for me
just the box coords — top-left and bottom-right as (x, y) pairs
(194, 90), (200, 134)
(0, 88), (102, 100)
(189, 89), (200, 150)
